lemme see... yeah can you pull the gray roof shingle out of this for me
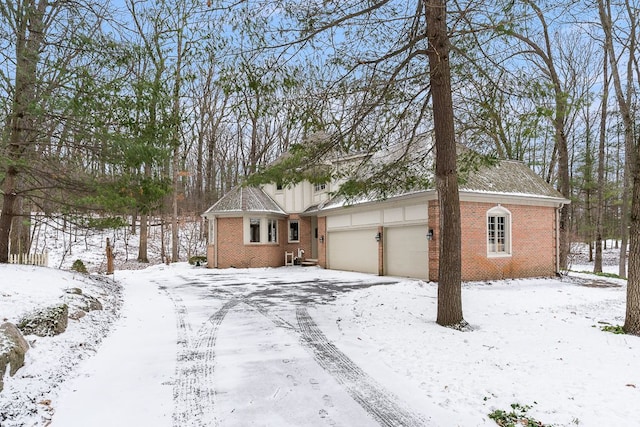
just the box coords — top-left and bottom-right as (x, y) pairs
(319, 158), (566, 211)
(203, 186), (285, 215)
(460, 160), (564, 199)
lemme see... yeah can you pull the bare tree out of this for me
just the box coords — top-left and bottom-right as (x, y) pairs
(599, 0), (640, 334)
(426, 0), (464, 326)
(599, 0), (637, 279)
(0, 0), (113, 262)
(0, 0), (48, 262)
(594, 46), (609, 273)
(228, 0), (467, 327)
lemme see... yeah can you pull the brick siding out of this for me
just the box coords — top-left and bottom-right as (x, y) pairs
(209, 216), (315, 268)
(209, 199), (558, 281)
(429, 200), (557, 281)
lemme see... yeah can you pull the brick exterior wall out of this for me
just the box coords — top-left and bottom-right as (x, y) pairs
(212, 217), (283, 268)
(284, 214), (313, 259)
(429, 200), (557, 281)
(208, 215), (315, 269)
(208, 199), (558, 281)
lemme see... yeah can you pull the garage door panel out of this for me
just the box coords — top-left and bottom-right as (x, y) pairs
(385, 225), (428, 279)
(328, 228), (377, 274)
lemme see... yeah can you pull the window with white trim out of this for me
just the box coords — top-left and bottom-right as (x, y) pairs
(249, 218), (261, 243)
(487, 206), (511, 256)
(267, 219), (278, 243)
(314, 182), (326, 192)
(288, 220), (300, 242)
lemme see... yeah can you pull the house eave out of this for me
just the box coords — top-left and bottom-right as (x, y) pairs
(459, 190), (570, 207)
(317, 190), (437, 216)
(203, 210), (288, 218)
(314, 188), (569, 217)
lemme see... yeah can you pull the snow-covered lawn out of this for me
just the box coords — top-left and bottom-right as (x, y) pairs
(1, 266), (122, 424)
(1, 245), (638, 426)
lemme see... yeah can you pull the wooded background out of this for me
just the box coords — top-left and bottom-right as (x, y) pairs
(0, 0), (637, 274)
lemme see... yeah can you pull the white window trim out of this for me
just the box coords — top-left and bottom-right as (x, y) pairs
(248, 217), (261, 243)
(267, 218), (278, 243)
(245, 216), (280, 245)
(288, 219), (300, 243)
(486, 205), (512, 257)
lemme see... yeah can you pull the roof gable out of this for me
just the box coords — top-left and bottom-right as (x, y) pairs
(203, 186), (285, 215)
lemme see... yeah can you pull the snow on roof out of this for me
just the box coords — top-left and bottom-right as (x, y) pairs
(460, 160), (565, 199)
(460, 160), (564, 199)
(320, 159), (566, 211)
(203, 186), (286, 215)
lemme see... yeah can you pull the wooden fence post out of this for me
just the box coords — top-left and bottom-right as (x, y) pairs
(106, 238), (114, 275)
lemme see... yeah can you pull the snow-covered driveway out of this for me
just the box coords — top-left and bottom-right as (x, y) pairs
(51, 264), (434, 426)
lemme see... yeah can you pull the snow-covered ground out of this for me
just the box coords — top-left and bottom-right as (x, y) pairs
(1, 231), (639, 426)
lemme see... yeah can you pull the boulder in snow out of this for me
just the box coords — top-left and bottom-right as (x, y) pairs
(0, 322), (30, 392)
(17, 304), (69, 337)
(65, 289), (103, 320)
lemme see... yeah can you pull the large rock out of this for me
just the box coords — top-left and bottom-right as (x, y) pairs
(17, 304), (69, 337)
(0, 322), (30, 392)
(65, 288), (103, 320)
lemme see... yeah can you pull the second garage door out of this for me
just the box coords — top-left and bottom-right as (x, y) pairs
(327, 228), (378, 275)
(385, 225), (428, 280)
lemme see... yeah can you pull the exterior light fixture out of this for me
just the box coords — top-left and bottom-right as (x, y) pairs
(319, 235), (324, 243)
(375, 232), (382, 242)
(427, 229), (434, 240)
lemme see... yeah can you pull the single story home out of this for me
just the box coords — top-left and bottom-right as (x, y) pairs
(202, 156), (568, 281)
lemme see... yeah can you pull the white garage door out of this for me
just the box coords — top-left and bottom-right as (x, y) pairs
(328, 228), (378, 275)
(385, 225), (428, 279)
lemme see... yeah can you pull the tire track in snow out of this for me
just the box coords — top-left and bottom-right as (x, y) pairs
(161, 279), (239, 427)
(193, 298), (240, 421)
(296, 307), (428, 427)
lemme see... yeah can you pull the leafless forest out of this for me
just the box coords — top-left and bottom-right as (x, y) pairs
(1, 1), (639, 285)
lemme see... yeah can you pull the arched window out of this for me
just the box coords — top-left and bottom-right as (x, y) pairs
(487, 206), (511, 256)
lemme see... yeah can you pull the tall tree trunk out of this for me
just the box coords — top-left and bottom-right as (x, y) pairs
(619, 168), (631, 278)
(594, 47), (608, 274)
(171, 24), (184, 263)
(551, 65), (571, 272)
(425, 0), (464, 327)
(0, 0), (46, 263)
(0, 180), (18, 262)
(138, 163), (151, 262)
(172, 148), (180, 263)
(625, 143), (640, 334)
(138, 213), (149, 263)
(9, 194), (31, 257)
(599, 0), (635, 278)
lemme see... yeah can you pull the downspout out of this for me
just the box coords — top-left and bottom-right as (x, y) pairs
(556, 203), (563, 275)
(214, 216), (218, 268)
(377, 225), (384, 276)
